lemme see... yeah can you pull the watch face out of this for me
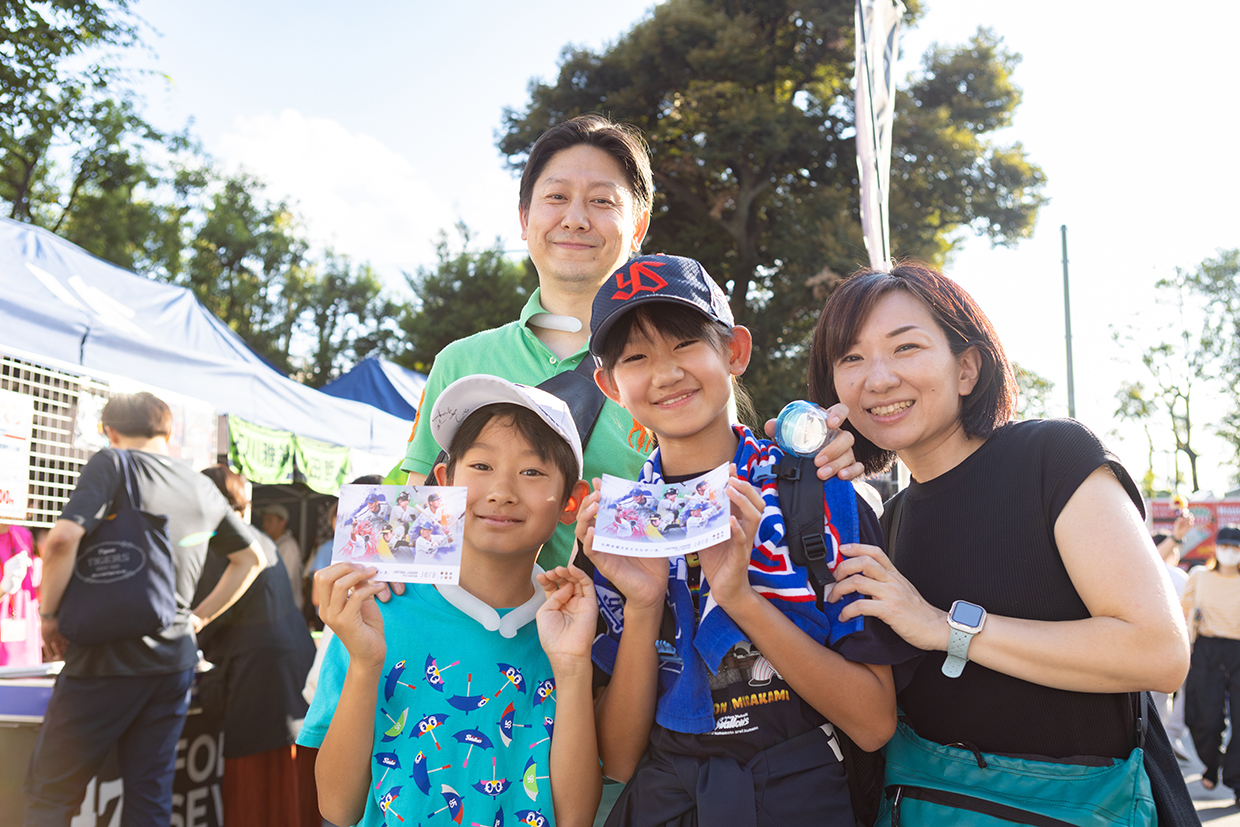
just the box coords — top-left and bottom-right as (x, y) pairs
(950, 601), (985, 629)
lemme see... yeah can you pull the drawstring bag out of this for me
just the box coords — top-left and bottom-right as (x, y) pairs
(58, 450), (177, 645)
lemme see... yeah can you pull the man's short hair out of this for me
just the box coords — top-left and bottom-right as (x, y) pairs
(518, 114), (654, 218)
(101, 391), (173, 439)
(445, 403), (579, 505)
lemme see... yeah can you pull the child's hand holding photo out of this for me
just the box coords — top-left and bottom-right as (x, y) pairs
(576, 482), (669, 611)
(692, 466), (766, 610)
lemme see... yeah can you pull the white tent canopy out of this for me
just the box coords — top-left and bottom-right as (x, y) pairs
(0, 218), (410, 464)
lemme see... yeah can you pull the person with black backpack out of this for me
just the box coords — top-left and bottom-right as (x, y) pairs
(24, 392), (264, 826)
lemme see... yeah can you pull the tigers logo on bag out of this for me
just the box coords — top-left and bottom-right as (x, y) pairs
(75, 540), (148, 584)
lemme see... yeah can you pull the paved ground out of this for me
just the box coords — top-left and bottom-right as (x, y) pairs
(1180, 746), (1240, 825)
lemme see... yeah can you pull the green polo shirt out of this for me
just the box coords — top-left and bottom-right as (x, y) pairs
(401, 289), (648, 568)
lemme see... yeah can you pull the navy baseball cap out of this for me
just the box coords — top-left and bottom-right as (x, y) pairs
(1217, 526), (1240, 546)
(589, 254), (734, 360)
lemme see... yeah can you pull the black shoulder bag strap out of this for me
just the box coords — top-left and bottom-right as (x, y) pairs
(535, 355), (607, 449)
(424, 357), (606, 484)
(879, 488), (906, 563)
(768, 456), (886, 827)
(773, 455), (836, 613)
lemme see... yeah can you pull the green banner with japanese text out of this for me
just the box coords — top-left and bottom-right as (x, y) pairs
(228, 416), (350, 495)
(293, 434), (350, 495)
(228, 416), (295, 485)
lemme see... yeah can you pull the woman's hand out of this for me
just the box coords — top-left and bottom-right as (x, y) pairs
(536, 565), (598, 673)
(764, 402), (863, 481)
(827, 543), (949, 652)
(576, 479), (668, 611)
(315, 562), (388, 668)
(697, 469), (767, 611)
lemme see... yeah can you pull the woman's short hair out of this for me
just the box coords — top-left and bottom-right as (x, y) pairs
(807, 261), (1017, 474)
(202, 464), (248, 514)
(100, 391), (173, 439)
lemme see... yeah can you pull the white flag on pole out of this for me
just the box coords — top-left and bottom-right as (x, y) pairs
(855, 0), (904, 271)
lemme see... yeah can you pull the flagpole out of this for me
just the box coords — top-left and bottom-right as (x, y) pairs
(1061, 224), (1075, 419)
(856, 1), (888, 265)
(853, 0), (904, 271)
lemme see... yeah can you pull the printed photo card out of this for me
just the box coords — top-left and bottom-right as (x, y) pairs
(593, 463), (731, 558)
(333, 484), (466, 584)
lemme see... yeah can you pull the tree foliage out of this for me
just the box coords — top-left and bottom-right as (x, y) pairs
(1165, 249), (1240, 483)
(0, 0), (137, 131)
(395, 224), (537, 374)
(1113, 380), (1159, 498)
(498, 0), (1046, 416)
(888, 29), (1046, 262)
(0, 1), (409, 386)
(1112, 275), (1222, 493)
(1012, 361), (1054, 420)
(1177, 249), (1240, 369)
(1, 1), (146, 222)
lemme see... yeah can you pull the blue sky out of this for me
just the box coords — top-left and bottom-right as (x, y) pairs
(127, 0), (1240, 493)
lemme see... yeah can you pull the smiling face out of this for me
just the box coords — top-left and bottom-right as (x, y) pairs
(833, 290), (982, 481)
(436, 418), (573, 562)
(519, 144), (649, 293)
(598, 316), (751, 472)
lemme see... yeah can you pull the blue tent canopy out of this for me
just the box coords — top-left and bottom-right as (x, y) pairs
(321, 355), (426, 422)
(0, 218), (411, 457)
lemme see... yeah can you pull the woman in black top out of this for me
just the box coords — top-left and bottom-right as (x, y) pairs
(197, 465), (316, 827)
(805, 264), (1188, 778)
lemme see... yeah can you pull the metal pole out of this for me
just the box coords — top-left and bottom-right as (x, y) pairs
(1061, 225), (1075, 419)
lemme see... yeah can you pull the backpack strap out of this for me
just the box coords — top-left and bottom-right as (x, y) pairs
(424, 357), (606, 484)
(879, 488), (906, 563)
(536, 356), (606, 449)
(773, 455), (839, 613)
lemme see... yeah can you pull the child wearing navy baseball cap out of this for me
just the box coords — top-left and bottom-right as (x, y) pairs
(577, 254), (911, 827)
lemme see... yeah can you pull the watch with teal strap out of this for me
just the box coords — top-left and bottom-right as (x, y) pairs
(942, 600), (986, 678)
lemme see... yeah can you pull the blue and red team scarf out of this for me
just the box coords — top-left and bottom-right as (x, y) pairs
(590, 425), (864, 734)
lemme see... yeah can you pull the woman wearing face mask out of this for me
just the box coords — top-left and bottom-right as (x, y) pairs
(1183, 525), (1240, 799)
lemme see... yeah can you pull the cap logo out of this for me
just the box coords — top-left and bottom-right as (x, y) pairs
(611, 260), (668, 300)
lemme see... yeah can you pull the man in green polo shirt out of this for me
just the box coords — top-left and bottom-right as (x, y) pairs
(401, 114), (653, 569)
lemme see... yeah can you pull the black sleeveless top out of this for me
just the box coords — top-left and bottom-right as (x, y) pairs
(886, 419), (1145, 759)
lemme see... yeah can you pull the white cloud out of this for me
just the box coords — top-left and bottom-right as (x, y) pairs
(216, 109), (450, 289)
